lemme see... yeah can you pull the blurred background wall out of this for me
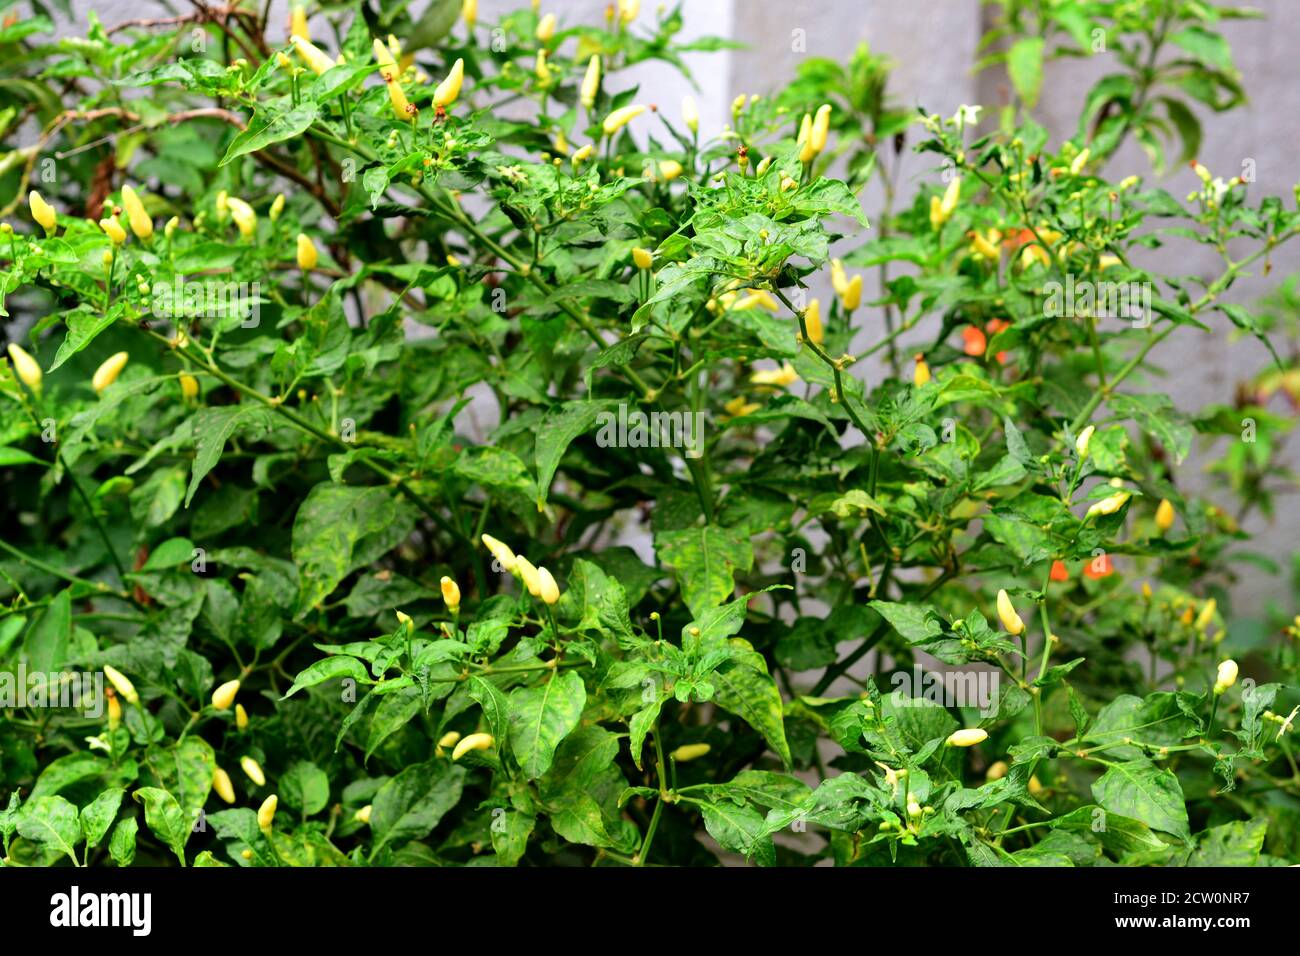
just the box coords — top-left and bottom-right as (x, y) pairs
(54, 0), (1300, 611)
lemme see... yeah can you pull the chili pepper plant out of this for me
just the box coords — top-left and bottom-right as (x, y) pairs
(1, 0), (1298, 868)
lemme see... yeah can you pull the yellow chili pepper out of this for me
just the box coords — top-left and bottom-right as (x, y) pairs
(290, 35), (335, 75)
(1085, 491), (1130, 519)
(269, 194), (285, 221)
(6, 343), (42, 395)
(734, 290), (779, 312)
(618, 0), (639, 24)
(107, 692), (122, 729)
(1075, 425), (1094, 461)
(830, 258), (848, 296)
(516, 556), (542, 597)
(240, 756), (266, 787)
(803, 297), (824, 346)
(723, 396), (760, 418)
(103, 665), (139, 704)
(354, 804), (373, 823)
(537, 567), (560, 605)
(372, 36), (395, 73)
(750, 363), (798, 388)
(290, 4), (309, 40)
(580, 54), (600, 109)
(100, 217), (127, 245)
(29, 190), (57, 233)
(970, 231), (999, 259)
(985, 760), (1008, 781)
(164, 216), (179, 238)
(810, 103), (832, 153)
(671, 743), (710, 762)
(481, 533), (518, 571)
(913, 354), (931, 387)
(119, 185), (152, 240)
(796, 112), (812, 147)
(452, 732), (493, 760)
(940, 176), (961, 217)
(440, 576), (461, 611)
(92, 351), (129, 394)
(1213, 659), (1238, 695)
(213, 767), (236, 804)
(386, 76), (411, 120)
(1069, 147), (1091, 176)
(996, 589), (1025, 636)
(1155, 498), (1175, 532)
(433, 58), (465, 107)
(462, 0), (477, 30)
(226, 197), (257, 238)
(296, 233), (318, 270)
(602, 104), (646, 136)
(632, 247), (653, 270)
(840, 273), (862, 311)
(257, 794), (278, 832)
(571, 143), (595, 166)
(536, 12), (556, 42)
(946, 728), (988, 747)
(658, 159), (683, 181)
(211, 678), (240, 711)
(235, 703), (249, 730)
(681, 96), (698, 134)
(1195, 598), (1217, 632)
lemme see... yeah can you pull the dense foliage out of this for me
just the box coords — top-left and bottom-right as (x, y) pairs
(2, 0), (1298, 868)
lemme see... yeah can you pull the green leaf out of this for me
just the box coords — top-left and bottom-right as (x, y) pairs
(628, 699), (662, 771)
(79, 788), (124, 850)
(221, 101), (320, 166)
(465, 675), (511, 745)
(712, 664), (792, 769)
(22, 587), (71, 677)
(699, 800), (776, 866)
(133, 787), (192, 864)
(144, 737), (215, 821)
(186, 406), (274, 507)
(291, 483), (415, 614)
(404, 0), (461, 49)
(867, 600), (942, 643)
(17, 795), (81, 863)
(1187, 818), (1267, 866)
(370, 761), (465, 853)
(534, 400), (618, 508)
(1091, 760), (1190, 840)
(1168, 25), (1234, 72)
(280, 761), (330, 816)
(1106, 393), (1194, 465)
(538, 726), (636, 852)
(1049, 804), (1167, 857)
(1221, 303), (1283, 371)
(1007, 37), (1045, 108)
(365, 687), (423, 760)
(283, 655), (370, 698)
(656, 526), (754, 618)
(49, 304), (125, 371)
(490, 809), (536, 866)
(108, 817), (138, 866)
(0, 446), (45, 466)
(508, 670), (587, 780)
